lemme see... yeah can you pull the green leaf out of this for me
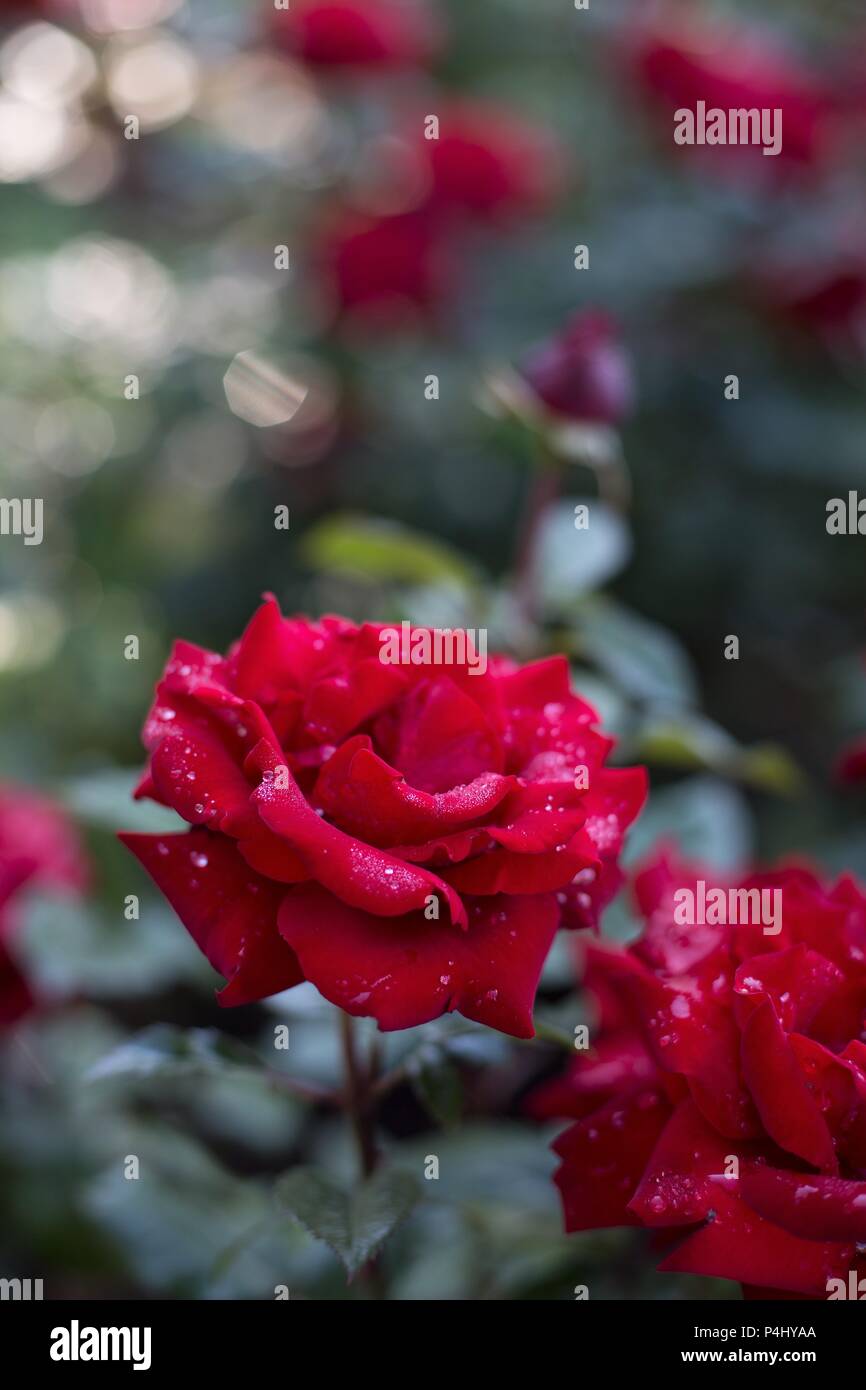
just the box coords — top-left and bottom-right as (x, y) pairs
(736, 742), (805, 797)
(573, 596), (699, 707)
(624, 775), (753, 871)
(61, 768), (181, 835)
(634, 715), (804, 796)
(83, 1123), (280, 1294)
(275, 1166), (421, 1278)
(86, 1025), (263, 1084)
(301, 514), (478, 590)
(18, 895), (202, 997)
(532, 499), (631, 611)
(409, 1045), (463, 1128)
(634, 712), (736, 770)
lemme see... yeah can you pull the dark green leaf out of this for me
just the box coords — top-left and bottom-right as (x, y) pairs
(574, 596), (698, 707)
(409, 1045), (463, 1128)
(86, 1025), (263, 1084)
(275, 1166), (421, 1278)
(624, 775), (753, 870)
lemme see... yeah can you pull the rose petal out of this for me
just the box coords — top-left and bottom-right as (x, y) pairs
(740, 997), (837, 1172)
(278, 885), (559, 1036)
(313, 736), (514, 846)
(789, 1034), (866, 1172)
(248, 737), (467, 926)
(630, 1098), (746, 1227)
(552, 1089), (671, 1231)
(658, 1199), (850, 1297)
(740, 1167), (866, 1243)
(374, 675), (504, 793)
(442, 830), (598, 896)
(302, 658), (408, 744)
(145, 695), (257, 833)
(733, 944), (844, 1035)
(119, 829), (303, 1006)
(525, 1033), (657, 1121)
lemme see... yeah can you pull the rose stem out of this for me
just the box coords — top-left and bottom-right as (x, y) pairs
(339, 1013), (385, 1296)
(339, 1011), (379, 1178)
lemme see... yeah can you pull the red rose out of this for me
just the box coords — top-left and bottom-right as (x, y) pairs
(519, 310), (634, 425)
(755, 246), (866, 357)
(838, 735), (866, 785)
(0, 786), (87, 1027)
(628, 12), (834, 173)
(545, 853), (866, 1296)
(416, 102), (564, 224)
(271, 0), (441, 70)
(121, 597), (645, 1038)
(318, 207), (455, 327)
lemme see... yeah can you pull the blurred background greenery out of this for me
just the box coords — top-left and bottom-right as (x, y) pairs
(1, 0), (866, 1299)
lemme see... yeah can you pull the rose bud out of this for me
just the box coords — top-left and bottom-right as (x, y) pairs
(543, 852), (866, 1298)
(121, 597), (645, 1038)
(519, 310), (634, 426)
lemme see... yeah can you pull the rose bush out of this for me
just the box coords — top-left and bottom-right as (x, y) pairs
(542, 853), (866, 1297)
(0, 786), (87, 1026)
(121, 597), (645, 1038)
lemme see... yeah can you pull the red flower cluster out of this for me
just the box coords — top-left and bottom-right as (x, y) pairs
(122, 598), (645, 1037)
(541, 855), (866, 1297)
(319, 102), (564, 327)
(272, 3), (564, 326)
(0, 787), (87, 1027)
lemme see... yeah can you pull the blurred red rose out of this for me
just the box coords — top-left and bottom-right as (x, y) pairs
(519, 310), (634, 425)
(318, 206), (454, 327)
(831, 652), (866, 783)
(416, 102), (565, 224)
(543, 853), (866, 1296)
(0, 787), (87, 1027)
(756, 248), (866, 357)
(627, 12), (834, 173)
(270, 0), (441, 70)
(838, 735), (866, 785)
(121, 597), (645, 1037)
